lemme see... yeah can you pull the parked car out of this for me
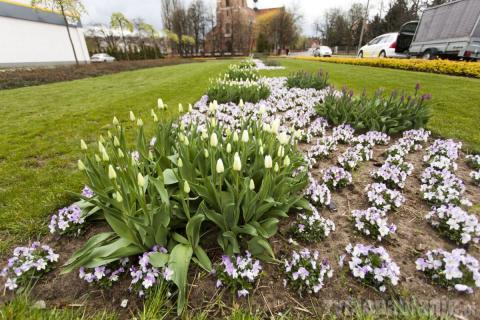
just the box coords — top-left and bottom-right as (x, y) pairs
(358, 33), (406, 58)
(90, 53), (116, 63)
(395, 0), (480, 60)
(313, 46), (333, 57)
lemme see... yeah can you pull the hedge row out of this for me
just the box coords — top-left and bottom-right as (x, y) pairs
(293, 56), (480, 78)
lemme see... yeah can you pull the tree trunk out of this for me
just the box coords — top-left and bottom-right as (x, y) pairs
(120, 25), (130, 60)
(61, 6), (79, 65)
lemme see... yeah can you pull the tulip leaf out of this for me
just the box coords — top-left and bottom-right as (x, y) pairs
(168, 243), (193, 315)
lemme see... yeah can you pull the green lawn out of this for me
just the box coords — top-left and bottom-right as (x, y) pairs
(0, 57), (479, 256)
(267, 59), (480, 153)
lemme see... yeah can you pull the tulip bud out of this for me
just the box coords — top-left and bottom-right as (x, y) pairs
(80, 139), (88, 151)
(113, 116), (120, 126)
(284, 155), (291, 167)
(259, 146), (264, 155)
(239, 99), (244, 108)
(108, 165), (117, 179)
(129, 111), (136, 122)
(137, 173), (145, 188)
(271, 118), (281, 134)
(98, 141), (105, 153)
(78, 159), (86, 171)
(210, 117), (216, 127)
(114, 191), (123, 202)
(216, 158), (225, 173)
(204, 149), (209, 158)
(209, 102), (216, 113)
(226, 143), (232, 154)
(277, 146), (285, 157)
(114, 136), (120, 147)
(264, 155), (273, 169)
(183, 136), (189, 146)
(233, 152), (242, 171)
(233, 131), (239, 142)
(137, 118), (143, 127)
(118, 149), (124, 158)
(183, 181), (190, 194)
(249, 179), (255, 191)
(241, 130), (249, 143)
(188, 103), (193, 112)
(277, 131), (289, 145)
(259, 104), (266, 115)
(148, 151), (153, 160)
(213, 100), (218, 110)
(178, 103), (184, 113)
(210, 132), (218, 147)
(102, 150), (110, 162)
(274, 163), (279, 172)
(178, 158), (183, 168)
(99, 135), (105, 144)
(158, 98), (165, 110)
(95, 154), (101, 162)
(263, 123), (271, 132)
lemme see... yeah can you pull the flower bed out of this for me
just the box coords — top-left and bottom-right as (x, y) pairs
(293, 56), (480, 78)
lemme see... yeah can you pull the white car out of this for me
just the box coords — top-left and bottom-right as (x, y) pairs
(358, 33), (406, 58)
(90, 53), (116, 63)
(313, 46), (333, 57)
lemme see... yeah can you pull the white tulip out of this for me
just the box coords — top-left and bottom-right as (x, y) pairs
(209, 102), (216, 113)
(271, 119), (281, 134)
(210, 132), (218, 147)
(108, 165), (117, 179)
(114, 136), (120, 147)
(95, 154), (101, 162)
(216, 159), (225, 173)
(183, 181), (191, 193)
(178, 103), (184, 113)
(204, 149), (209, 158)
(233, 131), (239, 142)
(239, 99), (244, 108)
(158, 98), (165, 109)
(137, 118), (143, 127)
(118, 149), (124, 158)
(263, 123), (271, 132)
(114, 191), (123, 203)
(98, 141), (105, 153)
(233, 152), (242, 171)
(277, 146), (284, 157)
(80, 139), (88, 151)
(241, 130), (249, 143)
(102, 150), (110, 161)
(129, 111), (136, 122)
(77, 159), (86, 171)
(274, 163), (279, 172)
(249, 179), (255, 191)
(284, 155), (291, 166)
(99, 135), (105, 144)
(210, 117), (216, 127)
(178, 158), (183, 168)
(277, 131), (289, 145)
(113, 116), (120, 126)
(259, 104), (266, 115)
(264, 155), (273, 169)
(137, 173), (146, 188)
(259, 146), (264, 155)
(188, 103), (193, 112)
(226, 143), (232, 154)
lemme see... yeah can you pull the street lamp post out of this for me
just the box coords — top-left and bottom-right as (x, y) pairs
(357, 0), (370, 55)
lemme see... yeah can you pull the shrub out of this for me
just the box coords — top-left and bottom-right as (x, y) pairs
(263, 59), (280, 67)
(286, 70), (329, 90)
(65, 111), (308, 313)
(206, 78), (270, 104)
(293, 56), (480, 78)
(416, 249), (480, 293)
(466, 155), (480, 170)
(317, 86), (431, 134)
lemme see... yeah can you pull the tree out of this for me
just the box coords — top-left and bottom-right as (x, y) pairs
(110, 12), (134, 60)
(187, 0), (207, 54)
(136, 19), (159, 58)
(31, 0), (86, 65)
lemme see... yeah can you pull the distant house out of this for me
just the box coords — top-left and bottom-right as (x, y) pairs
(0, 0), (90, 67)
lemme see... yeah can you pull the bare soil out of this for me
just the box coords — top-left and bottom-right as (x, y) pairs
(1, 134), (479, 319)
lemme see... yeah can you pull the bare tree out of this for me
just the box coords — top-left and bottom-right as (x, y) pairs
(110, 12), (134, 59)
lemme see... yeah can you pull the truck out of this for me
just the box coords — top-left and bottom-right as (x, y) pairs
(395, 0), (480, 60)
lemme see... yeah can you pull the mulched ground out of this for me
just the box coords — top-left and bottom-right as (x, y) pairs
(1, 132), (479, 319)
(0, 58), (205, 90)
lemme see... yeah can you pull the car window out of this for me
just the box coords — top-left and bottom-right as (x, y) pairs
(371, 37), (383, 45)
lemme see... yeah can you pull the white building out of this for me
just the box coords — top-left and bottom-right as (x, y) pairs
(0, 0), (90, 67)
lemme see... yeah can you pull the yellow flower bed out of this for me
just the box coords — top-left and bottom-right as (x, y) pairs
(293, 56), (480, 78)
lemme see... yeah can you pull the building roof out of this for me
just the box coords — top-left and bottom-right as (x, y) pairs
(255, 6), (284, 17)
(0, 0), (81, 27)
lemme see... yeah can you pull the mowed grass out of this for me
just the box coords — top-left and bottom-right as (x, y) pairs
(261, 58), (480, 153)
(0, 60), (235, 254)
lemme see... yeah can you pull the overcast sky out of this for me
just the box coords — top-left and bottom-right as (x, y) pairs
(81, 0), (388, 35)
